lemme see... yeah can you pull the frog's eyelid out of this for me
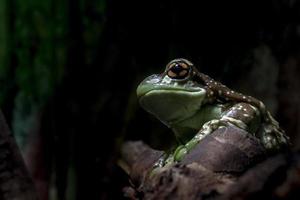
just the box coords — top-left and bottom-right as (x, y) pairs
(166, 58), (194, 68)
(163, 58), (198, 81)
(167, 62), (176, 69)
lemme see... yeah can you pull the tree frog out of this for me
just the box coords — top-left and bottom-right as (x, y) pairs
(136, 58), (289, 168)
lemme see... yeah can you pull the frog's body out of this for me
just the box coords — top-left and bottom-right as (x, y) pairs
(137, 58), (289, 167)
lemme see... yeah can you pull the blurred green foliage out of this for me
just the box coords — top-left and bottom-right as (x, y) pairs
(0, 0), (11, 106)
(0, 0), (107, 149)
(0, 1), (107, 199)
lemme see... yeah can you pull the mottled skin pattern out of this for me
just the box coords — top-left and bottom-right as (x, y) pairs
(137, 58), (289, 168)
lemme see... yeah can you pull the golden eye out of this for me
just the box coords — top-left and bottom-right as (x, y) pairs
(167, 62), (190, 79)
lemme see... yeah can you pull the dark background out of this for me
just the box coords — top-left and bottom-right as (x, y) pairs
(0, 0), (299, 199)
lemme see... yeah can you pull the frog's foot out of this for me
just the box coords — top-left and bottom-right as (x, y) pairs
(174, 119), (227, 162)
(174, 102), (268, 162)
(196, 102), (262, 142)
(195, 119), (227, 141)
(173, 145), (188, 162)
(260, 111), (290, 150)
(152, 152), (176, 170)
(260, 123), (290, 151)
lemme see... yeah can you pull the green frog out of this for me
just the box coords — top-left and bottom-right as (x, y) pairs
(136, 58), (289, 168)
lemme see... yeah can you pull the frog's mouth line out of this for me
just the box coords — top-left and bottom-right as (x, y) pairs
(138, 88), (188, 100)
(138, 88), (203, 100)
(137, 85), (203, 100)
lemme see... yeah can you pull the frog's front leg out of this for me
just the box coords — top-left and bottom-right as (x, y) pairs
(174, 103), (261, 161)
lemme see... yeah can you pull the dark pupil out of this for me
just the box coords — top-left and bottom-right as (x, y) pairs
(170, 64), (183, 73)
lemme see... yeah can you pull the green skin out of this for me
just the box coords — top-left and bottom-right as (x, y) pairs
(137, 58), (289, 168)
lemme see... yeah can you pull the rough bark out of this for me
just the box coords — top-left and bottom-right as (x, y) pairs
(0, 111), (37, 200)
(120, 126), (295, 200)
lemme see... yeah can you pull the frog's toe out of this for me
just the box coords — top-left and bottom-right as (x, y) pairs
(174, 145), (188, 162)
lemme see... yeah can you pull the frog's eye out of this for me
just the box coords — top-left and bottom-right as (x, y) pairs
(166, 62), (190, 80)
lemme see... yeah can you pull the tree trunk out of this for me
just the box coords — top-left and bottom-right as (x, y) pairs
(0, 111), (38, 200)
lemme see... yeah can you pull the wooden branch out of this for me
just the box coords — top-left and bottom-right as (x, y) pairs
(120, 126), (295, 199)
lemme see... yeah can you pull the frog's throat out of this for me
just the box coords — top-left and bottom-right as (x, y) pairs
(139, 89), (206, 126)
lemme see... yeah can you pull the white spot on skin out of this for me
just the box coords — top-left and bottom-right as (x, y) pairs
(210, 91), (214, 96)
(226, 91), (230, 95)
(243, 114), (250, 117)
(243, 108), (247, 112)
(237, 105), (243, 110)
(221, 116), (247, 129)
(147, 77), (161, 84)
(231, 90), (234, 93)
(161, 76), (172, 84)
(218, 90), (222, 95)
(242, 96), (246, 99)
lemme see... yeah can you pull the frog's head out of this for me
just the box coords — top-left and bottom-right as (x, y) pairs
(137, 58), (207, 126)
